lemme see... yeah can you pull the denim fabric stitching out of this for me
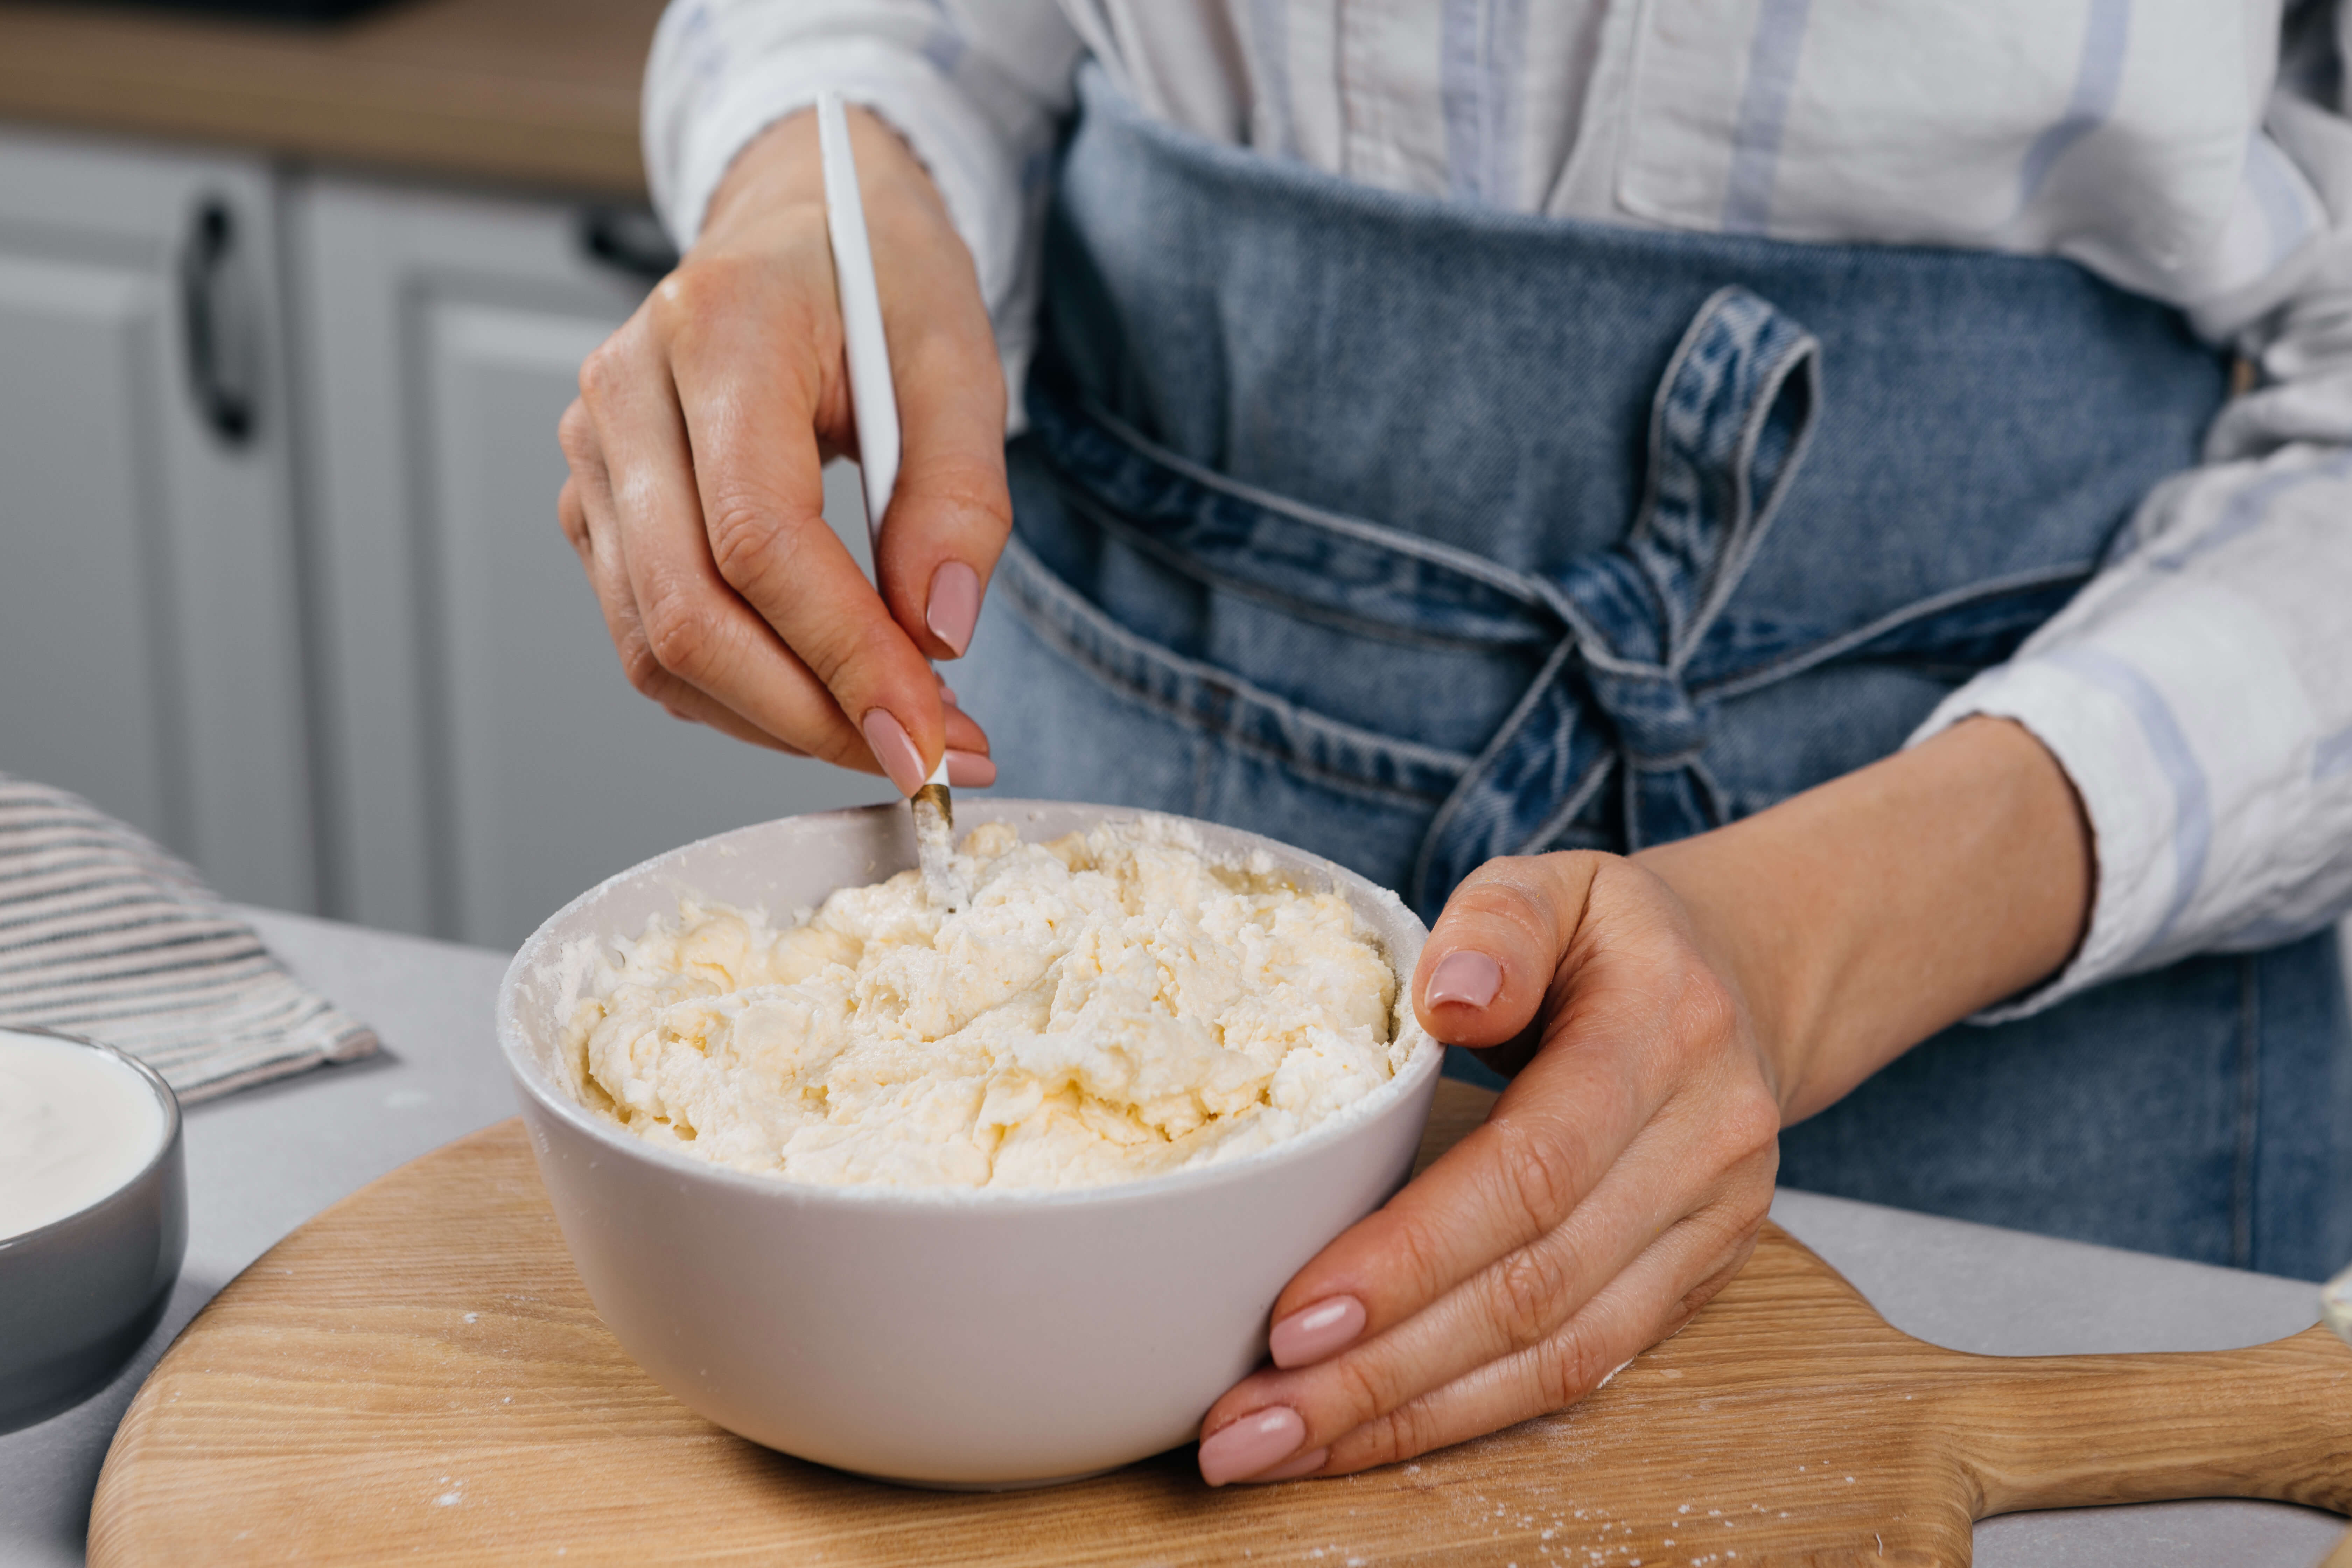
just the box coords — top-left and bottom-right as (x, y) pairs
(1688, 310), (1820, 653)
(1692, 562), (2097, 701)
(1031, 311), (2119, 914)
(1047, 476), (1550, 656)
(1034, 291), (1828, 910)
(995, 539), (1471, 808)
(1411, 635), (1610, 899)
(1412, 287), (1822, 906)
(1513, 752), (1624, 859)
(1618, 286), (1822, 669)
(1619, 760), (1730, 854)
(1001, 540), (1475, 788)
(1188, 676), (1235, 820)
(1048, 368), (2087, 700)
(1066, 387), (1575, 621)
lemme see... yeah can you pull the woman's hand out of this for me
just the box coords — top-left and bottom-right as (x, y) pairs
(1195, 716), (2095, 1483)
(1194, 853), (1784, 1483)
(556, 106), (1007, 794)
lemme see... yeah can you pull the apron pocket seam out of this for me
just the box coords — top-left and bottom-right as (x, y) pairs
(1054, 479), (1555, 657)
(995, 538), (1473, 809)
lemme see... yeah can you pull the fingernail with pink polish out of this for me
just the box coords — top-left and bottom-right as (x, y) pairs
(945, 749), (995, 788)
(860, 708), (929, 797)
(1242, 1446), (1329, 1484)
(1427, 950), (1502, 1009)
(1269, 1296), (1366, 1369)
(926, 561), (981, 656)
(1197, 1407), (1305, 1486)
(938, 682), (958, 707)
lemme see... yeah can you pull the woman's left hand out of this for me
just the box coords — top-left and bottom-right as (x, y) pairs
(1193, 850), (1785, 1483)
(1193, 716), (2098, 1484)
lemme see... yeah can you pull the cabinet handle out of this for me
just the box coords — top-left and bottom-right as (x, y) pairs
(178, 198), (257, 447)
(579, 206), (679, 281)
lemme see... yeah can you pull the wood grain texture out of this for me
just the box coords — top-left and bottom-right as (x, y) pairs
(0, 0), (662, 197)
(90, 1080), (2352, 1566)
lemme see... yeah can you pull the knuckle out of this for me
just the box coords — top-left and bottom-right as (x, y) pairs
(1493, 1119), (1582, 1236)
(556, 398), (598, 468)
(1720, 1177), (1775, 1239)
(1533, 1321), (1615, 1412)
(845, 611), (910, 680)
(1322, 1348), (1401, 1433)
(1437, 851), (1600, 952)
(617, 631), (666, 698)
(903, 455), (1015, 541)
(1672, 1236), (1757, 1328)
(556, 480), (589, 551)
(1531, 847), (1614, 893)
(1719, 1081), (1784, 1165)
(577, 336), (628, 406)
(705, 499), (796, 597)
(1381, 1214), (1458, 1310)
(1444, 856), (1548, 922)
(1353, 1404), (1433, 1470)
(647, 257), (735, 338)
(1672, 963), (1742, 1053)
(640, 586), (715, 682)
(1488, 1241), (1574, 1351)
(802, 603), (907, 693)
(658, 252), (833, 370)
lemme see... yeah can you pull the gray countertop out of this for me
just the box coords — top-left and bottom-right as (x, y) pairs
(1, 905), (2344, 1566)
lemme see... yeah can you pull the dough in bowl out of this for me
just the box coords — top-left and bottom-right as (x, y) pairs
(564, 818), (1409, 1190)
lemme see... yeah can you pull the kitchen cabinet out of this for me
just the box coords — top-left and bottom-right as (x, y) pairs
(0, 129), (315, 911)
(0, 120), (888, 947)
(292, 177), (889, 948)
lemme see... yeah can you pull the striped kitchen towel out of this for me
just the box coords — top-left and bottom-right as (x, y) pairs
(0, 776), (376, 1102)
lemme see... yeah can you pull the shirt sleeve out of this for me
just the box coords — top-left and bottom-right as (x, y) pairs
(640, 0), (1084, 411)
(1909, 8), (2352, 1019)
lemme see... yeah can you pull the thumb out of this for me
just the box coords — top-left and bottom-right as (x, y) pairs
(1412, 854), (1603, 1054)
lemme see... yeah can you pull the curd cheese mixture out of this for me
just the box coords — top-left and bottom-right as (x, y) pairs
(564, 820), (1410, 1190)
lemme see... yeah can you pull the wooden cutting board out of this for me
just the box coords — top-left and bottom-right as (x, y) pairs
(90, 1081), (2352, 1567)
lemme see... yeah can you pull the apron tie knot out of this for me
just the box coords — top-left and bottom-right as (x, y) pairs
(1409, 287), (1820, 915)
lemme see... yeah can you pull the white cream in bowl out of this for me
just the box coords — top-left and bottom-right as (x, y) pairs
(499, 802), (1442, 1487)
(565, 818), (1410, 1191)
(0, 1027), (169, 1241)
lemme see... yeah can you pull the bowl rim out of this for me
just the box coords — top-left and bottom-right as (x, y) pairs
(0, 1024), (182, 1251)
(496, 800), (1445, 1212)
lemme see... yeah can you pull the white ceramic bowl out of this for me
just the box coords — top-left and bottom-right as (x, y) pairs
(0, 1027), (187, 1434)
(497, 800), (1441, 1487)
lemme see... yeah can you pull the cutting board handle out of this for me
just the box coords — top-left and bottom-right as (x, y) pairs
(1955, 1322), (2352, 1517)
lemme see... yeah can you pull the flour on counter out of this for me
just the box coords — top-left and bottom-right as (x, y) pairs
(562, 818), (1411, 1190)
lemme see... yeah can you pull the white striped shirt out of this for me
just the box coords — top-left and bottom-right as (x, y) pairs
(643, 0), (2352, 1015)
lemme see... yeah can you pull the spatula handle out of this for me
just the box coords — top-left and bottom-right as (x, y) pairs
(1956, 1323), (2352, 1516)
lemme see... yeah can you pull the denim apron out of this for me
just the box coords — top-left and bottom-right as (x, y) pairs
(956, 69), (2352, 1280)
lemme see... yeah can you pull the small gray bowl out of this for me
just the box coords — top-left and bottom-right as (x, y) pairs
(499, 800), (1443, 1487)
(0, 1028), (187, 1434)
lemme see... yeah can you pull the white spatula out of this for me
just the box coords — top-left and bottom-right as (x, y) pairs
(818, 89), (963, 913)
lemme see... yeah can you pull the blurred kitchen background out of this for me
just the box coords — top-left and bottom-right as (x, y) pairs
(0, 0), (891, 951)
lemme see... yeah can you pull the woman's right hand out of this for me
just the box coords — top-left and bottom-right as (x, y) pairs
(557, 106), (1007, 794)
